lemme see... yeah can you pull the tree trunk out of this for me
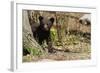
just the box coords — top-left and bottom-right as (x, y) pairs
(22, 10), (43, 56)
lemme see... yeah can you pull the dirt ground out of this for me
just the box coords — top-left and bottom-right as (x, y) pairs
(23, 47), (91, 62)
(23, 52), (90, 62)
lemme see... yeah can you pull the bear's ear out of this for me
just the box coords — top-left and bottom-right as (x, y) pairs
(50, 17), (54, 23)
(39, 16), (43, 21)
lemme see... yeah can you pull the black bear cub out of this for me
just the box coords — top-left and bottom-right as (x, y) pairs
(31, 16), (55, 52)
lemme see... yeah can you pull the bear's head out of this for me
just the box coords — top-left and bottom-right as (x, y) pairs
(39, 16), (54, 31)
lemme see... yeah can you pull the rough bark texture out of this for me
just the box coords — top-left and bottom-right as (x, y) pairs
(22, 10), (43, 55)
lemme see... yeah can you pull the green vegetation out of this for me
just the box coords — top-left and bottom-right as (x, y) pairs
(24, 47), (42, 56)
(50, 27), (58, 43)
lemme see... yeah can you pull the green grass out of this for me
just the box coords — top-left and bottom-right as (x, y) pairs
(32, 48), (42, 56)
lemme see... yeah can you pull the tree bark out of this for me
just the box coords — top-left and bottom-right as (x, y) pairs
(22, 10), (43, 55)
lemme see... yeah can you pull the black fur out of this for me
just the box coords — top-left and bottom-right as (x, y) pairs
(32, 16), (54, 45)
